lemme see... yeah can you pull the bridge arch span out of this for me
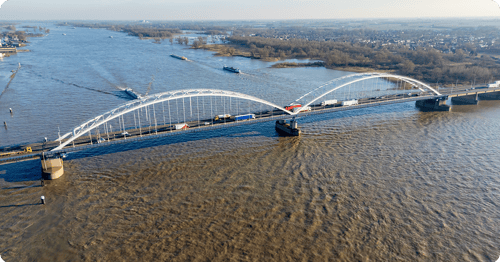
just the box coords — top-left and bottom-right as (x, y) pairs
(53, 89), (294, 151)
(294, 73), (441, 112)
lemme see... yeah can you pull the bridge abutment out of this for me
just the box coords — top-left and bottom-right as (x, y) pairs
(415, 97), (450, 111)
(451, 94), (479, 105)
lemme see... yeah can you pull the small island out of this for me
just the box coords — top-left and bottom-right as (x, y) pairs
(0, 24), (49, 58)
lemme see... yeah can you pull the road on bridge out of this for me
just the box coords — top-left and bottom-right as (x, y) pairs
(1, 84), (499, 162)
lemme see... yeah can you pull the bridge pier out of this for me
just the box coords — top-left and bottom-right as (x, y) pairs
(275, 119), (301, 136)
(478, 91), (500, 100)
(41, 154), (64, 180)
(451, 94), (478, 105)
(415, 97), (450, 111)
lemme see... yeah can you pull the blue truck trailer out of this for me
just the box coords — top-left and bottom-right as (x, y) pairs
(232, 114), (255, 121)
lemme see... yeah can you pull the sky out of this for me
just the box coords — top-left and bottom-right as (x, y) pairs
(0, 0), (499, 20)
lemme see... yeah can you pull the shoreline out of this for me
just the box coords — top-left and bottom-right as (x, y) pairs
(196, 44), (389, 73)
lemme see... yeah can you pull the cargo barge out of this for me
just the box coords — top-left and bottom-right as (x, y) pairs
(170, 54), (187, 60)
(223, 66), (241, 73)
(275, 119), (300, 136)
(124, 88), (142, 99)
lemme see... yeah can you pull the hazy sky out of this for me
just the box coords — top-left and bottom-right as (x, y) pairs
(0, 0), (499, 20)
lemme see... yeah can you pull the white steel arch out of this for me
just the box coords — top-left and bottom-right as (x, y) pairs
(294, 73), (441, 112)
(53, 89), (294, 151)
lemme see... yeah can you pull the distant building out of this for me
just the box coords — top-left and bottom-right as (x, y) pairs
(0, 47), (17, 53)
(10, 41), (21, 47)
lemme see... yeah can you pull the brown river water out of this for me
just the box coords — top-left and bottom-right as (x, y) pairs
(2, 101), (500, 261)
(0, 24), (500, 261)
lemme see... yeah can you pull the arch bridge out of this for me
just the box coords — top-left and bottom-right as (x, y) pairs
(51, 72), (446, 152)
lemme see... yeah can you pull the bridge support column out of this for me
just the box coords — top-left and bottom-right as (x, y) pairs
(451, 94), (478, 105)
(41, 154), (64, 180)
(478, 91), (500, 100)
(415, 97), (450, 111)
(275, 119), (301, 136)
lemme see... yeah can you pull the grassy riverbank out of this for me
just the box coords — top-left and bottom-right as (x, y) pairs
(197, 44), (394, 74)
(197, 36), (499, 86)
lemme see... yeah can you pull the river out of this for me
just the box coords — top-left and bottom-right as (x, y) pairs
(0, 23), (499, 261)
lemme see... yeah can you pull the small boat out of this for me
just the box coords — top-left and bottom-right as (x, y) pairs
(223, 66), (241, 73)
(109, 36), (113, 38)
(124, 88), (142, 99)
(62, 33), (66, 35)
(170, 54), (187, 60)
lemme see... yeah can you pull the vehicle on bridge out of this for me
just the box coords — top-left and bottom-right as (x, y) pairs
(214, 114), (232, 121)
(292, 106), (312, 113)
(285, 104), (302, 111)
(488, 81), (500, 88)
(321, 100), (338, 106)
(342, 99), (359, 106)
(118, 131), (130, 137)
(231, 114), (255, 121)
(174, 123), (189, 130)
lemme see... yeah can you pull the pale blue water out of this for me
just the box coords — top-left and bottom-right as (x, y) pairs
(0, 24), (354, 145)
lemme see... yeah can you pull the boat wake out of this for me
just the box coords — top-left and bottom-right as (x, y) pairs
(0, 64), (20, 100)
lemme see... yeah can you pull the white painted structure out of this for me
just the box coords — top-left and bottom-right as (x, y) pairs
(52, 73), (442, 151)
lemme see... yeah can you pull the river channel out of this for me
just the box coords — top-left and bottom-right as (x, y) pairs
(0, 23), (499, 261)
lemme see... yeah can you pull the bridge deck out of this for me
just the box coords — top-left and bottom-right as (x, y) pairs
(1, 86), (499, 162)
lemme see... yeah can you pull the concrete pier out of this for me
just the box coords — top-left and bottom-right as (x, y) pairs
(275, 119), (301, 136)
(41, 157), (64, 180)
(451, 94), (478, 105)
(415, 97), (450, 111)
(478, 91), (500, 100)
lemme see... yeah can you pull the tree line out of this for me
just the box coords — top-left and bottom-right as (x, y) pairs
(60, 23), (181, 39)
(219, 36), (499, 85)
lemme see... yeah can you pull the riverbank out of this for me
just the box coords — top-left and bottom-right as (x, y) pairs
(0, 49), (31, 59)
(197, 44), (393, 73)
(271, 61), (392, 74)
(195, 44), (280, 62)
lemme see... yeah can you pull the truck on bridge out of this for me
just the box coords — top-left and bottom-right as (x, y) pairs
(214, 114), (232, 121)
(214, 114), (256, 122)
(231, 114), (255, 121)
(342, 99), (359, 106)
(321, 100), (338, 106)
(292, 106), (312, 113)
(488, 81), (500, 88)
(285, 104), (302, 111)
(174, 123), (189, 130)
